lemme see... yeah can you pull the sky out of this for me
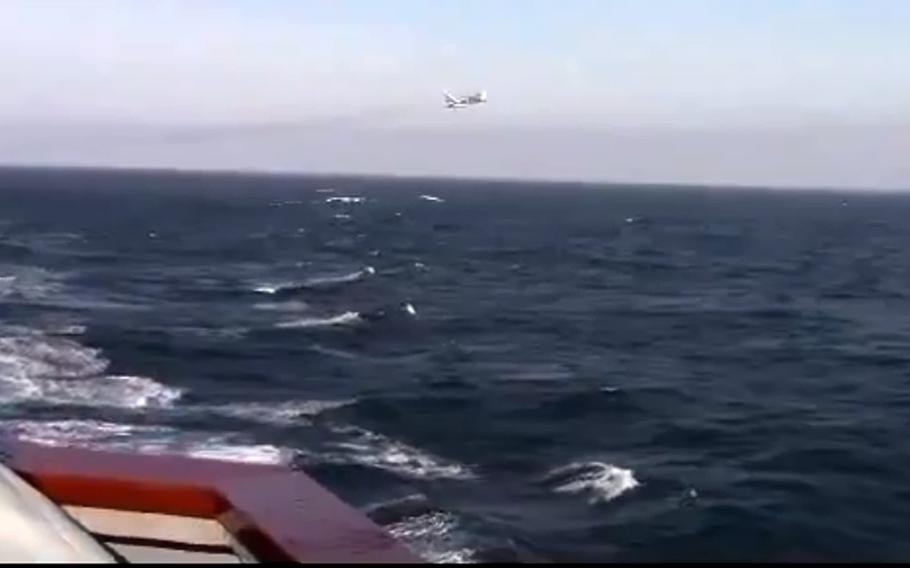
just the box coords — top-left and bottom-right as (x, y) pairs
(1, 0), (908, 188)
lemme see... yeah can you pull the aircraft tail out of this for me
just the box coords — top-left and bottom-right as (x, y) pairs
(443, 91), (458, 105)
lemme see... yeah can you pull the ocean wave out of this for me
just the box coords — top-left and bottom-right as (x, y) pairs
(386, 511), (476, 564)
(420, 195), (446, 203)
(168, 326), (248, 341)
(543, 461), (639, 504)
(0, 266), (66, 302)
(0, 333), (182, 409)
(46, 324), (87, 336)
(252, 300), (310, 312)
(4, 419), (290, 465)
(183, 442), (290, 465)
(366, 494), (442, 526)
(304, 266), (375, 288)
(316, 425), (475, 480)
(253, 284), (287, 295)
(275, 311), (363, 329)
(39, 375), (182, 409)
(253, 266), (375, 295)
(325, 196), (365, 204)
(201, 399), (355, 426)
(2, 419), (167, 446)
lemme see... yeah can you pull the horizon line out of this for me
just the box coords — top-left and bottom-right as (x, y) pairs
(0, 162), (907, 195)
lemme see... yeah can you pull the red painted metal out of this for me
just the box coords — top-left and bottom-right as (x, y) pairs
(5, 441), (420, 563)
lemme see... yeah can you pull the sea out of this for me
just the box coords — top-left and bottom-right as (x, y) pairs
(1, 166), (909, 562)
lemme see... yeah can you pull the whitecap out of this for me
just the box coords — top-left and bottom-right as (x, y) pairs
(183, 442), (290, 465)
(3, 419), (291, 466)
(320, 426), (475, 480)
(544, 462), (639, 504)
(2, 419), (167, 447)
(386, 511), (476, 564)
(0, 333), (181, 409)
(304, 266), (374, 288)
(325, 196), (365, 204)
(275, 311), (363, 329)
(419, 195), (445, 203)
(253, 284), (285, 295)
(252, 266), (374, 295)
(39, 375), (182, 409)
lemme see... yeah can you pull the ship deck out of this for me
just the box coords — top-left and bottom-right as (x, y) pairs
(2, 440), (420, 563)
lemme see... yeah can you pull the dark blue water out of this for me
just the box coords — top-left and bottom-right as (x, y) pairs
(1, 166), (910, 562)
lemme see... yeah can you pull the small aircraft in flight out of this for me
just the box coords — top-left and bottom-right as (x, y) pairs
(443, 90), (488, 109)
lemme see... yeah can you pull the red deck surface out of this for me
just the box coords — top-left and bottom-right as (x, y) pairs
(5, 441), (420, 563)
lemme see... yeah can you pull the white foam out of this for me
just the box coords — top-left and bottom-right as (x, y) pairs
(183, 443), (290, 465)
(325, 196), (365, 204)
(419, 195), (445, 203)
(334, 213), (352, 220)
(276, 311), (363, 329)
(545, 462), (639, 504)
(324, 426), (475, 480)
(40, 375), (182, 409)
(3, 419), (169, 448)
(0, 336), (107, 398)
(386, 512), (475, 564)
(4, 419), (290, 465)
(316, 188), (336, 193)
(403, 302), (418, 317)
(253, 284), (284, 295)
(0, 333), (181, 409)
(253, 266), (374, 295)
(304, 266), (374, 287)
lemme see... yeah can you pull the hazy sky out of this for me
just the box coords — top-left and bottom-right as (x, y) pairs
(1, 0), (908, 188)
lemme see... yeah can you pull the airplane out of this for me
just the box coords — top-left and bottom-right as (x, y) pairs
(444, 90), (488, 109)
